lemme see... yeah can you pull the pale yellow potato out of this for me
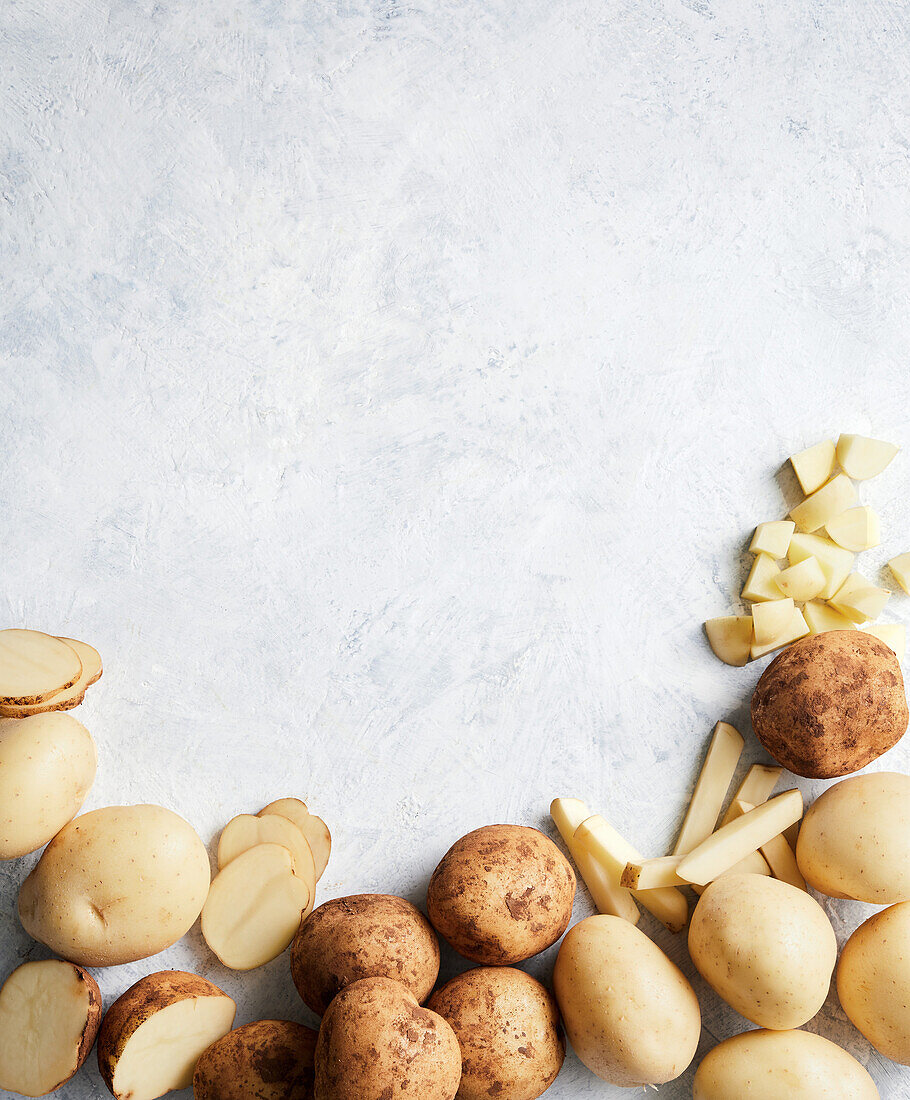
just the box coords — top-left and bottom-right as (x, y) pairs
(693, 1029), (879, 1099)
(829, 572), (890, 624)
(218, 813), (316, 919)
(749, 608), (809, 660)
(774, 558), (825, 602)
(688, 873), (836, 1029)
(796, 772), (910, 903)
(0, 713), (97, 860)
(259, 798), (331, 883)
(788, 533), (853, 599)
(826, 506), (880, 551)
(742, 554), (783, 602)
(752, 598), (795, 647)
(18, 804), (210, 966)
(552, 915), (700, 1087)
(803, 600), (856, 634)
(836, 434), (899, 480)
(749, 521), (795, 559)
(838, 901), (910, 1064)
(789, 474), (857, 533)
(704, 617), (752, 667)
(864, 622), (906, 661)
(790, 440), (836, 495)
(889, 552), (910, 594)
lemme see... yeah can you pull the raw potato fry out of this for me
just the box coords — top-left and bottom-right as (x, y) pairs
(550, 798), (639, 923)
(218, 813), (316, 919)
(750, 608), (809, 659)
(790, 440), (836, 495)
(789, 473), (857, 533)
(574, 815), (688, 933)
(0, 638), (103, 718)
(826, 506), (881, 552)
(0, 629), (82, 706)
(774, 558), (825, 602)
(829, 573), (890, 624)
(0, 960), (102, 1097)
(688, 848), (771, 896)
(704, 617), (753, 667)
(742, 555), (783, 602)
(803, 600), (857, 634)
(752, 598), (795, 647)
(672, 722), (744, 856)
(788, 533), (854, 599)
(621, 856), (685, 890)
(836, 434), (899, 480)
(735, 800), (806, 890)
(202, 843), (311, 970)
(676, 790), (803, 886)
(749, 521), (795, 559)
(864, 622), (906, 661)
(720, 763), (783, 826)
(259, 798), (331, 883)
(889, 552), (910, 595)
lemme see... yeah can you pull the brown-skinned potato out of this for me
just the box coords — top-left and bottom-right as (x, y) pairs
(194, 1020), (317, 1100)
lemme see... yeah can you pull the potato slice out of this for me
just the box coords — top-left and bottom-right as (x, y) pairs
(719, 764), (782, 827)
(803, 600), (857, 635)
(749, 521), (795, 559)
(672, 722), (743, 856)
(790, 440), (836, 495)
(259, 798), (331, 883)
(704, 617), (753, 667)
(742, 554), (783, 602)
(889, 552), (910, 595)
(836, 434), (899, 480)
(789, 474), (857, 533)
(788, 533), (853, 599)
(752, 598), (795, 647)
(826, 506), (881, 552)
(202, 843), (311, 970)
(194, 1019), (317, 1100)
(550, 798), (639, 923)
(750, 607), (809, 659)
(0, 638), (103, 718)
(829, 573), (890, 624)
(734, 800), (806, 890)
(774, 558), (825, 602)
(97, 972), (235, 1100)
(218, 813), (316, 918)
(863, 622), (906, 661)
(621, 856), (686, 890)
(0, 630), (82, 706)
(0, 960), (101, 1097)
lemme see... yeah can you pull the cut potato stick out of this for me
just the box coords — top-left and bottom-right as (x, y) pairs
(621, 855), (686, 890)
(720, 764), (782, 827)
(0, 637), (103, 717)
(0, 629), (83, 706)
(689, 848), (771, 895)
(735, 800), (807, 891)
(550, 798), (639, 924)
(259, 799), (331, 883)
(672, 722), (744, 856)
(574, 815), (688, 933)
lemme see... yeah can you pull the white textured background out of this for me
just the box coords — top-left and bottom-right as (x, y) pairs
(2, 0), (910, 1096)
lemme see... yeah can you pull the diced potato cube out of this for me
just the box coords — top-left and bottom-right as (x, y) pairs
(790, 440), (836, 495)
(803, 600), (856, 634)
(774, 557), (825, 602)
(863, 623), (906, 661)
(742, 554), (783, 602)
(788, 533), (853, 600)
(829, 573), (891, 624)
(704, 617), (753, 667)
(752, 598), (796, 646)
(750, 608), (810, 659)
(825, 506), (881, 551)
(789, 474), (857, 533)
(749, 521), (795, 559)
(889, 552), (910, 595)
(836, 434), (899, 480)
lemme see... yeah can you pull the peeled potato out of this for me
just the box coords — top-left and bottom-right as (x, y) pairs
(259, 799), (331, 882)
(0, 630), (83, 706)
(836, 434), (899, 480)
(218, 813), (316, 917)
(704, 617), (753, 667)
(789, 474), (857, 533)
(790, 440), (836, 495)
(826, 506), (880, 552)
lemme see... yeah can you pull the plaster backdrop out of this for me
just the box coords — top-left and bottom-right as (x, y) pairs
(3, 0), (910, 1096)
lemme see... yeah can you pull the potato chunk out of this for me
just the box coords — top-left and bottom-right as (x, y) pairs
(789, 474), (857, 533)
(774, 558), (824, 602)
(704, 617), (753, 667)
(836, 434), (899, 480)
(889, 552), (910, 595)
(790, 440), (835, 495)
(750, 608), (809, 659)
(829, 573), (890, 624)
(752, 599), (795, 647)
(749, 521), (795, 559)
(788, 533), (853, 599)
(803, 600), (856, 634)
(825, 506), (880, 551)
(742, 555), (782, 602)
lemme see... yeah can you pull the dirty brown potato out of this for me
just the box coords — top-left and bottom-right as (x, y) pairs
(194, 1020), (317, 1100)
(427, 824), (576, 965)
(314, 976), (461, 1099)
(751, 631), (908, 778)
(428, 967), (564, 1100)
(291, 894), (439, 1016)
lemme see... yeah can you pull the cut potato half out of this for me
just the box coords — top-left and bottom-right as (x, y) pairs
(803, 600), (856, 635)
(836, 434), (899, 480)
(1, 638), (103, 718)
(0, 630), (82, 706)
(788, 533), (853, 600)
(0, 960), (101, 1097)
(863, 622), (906, 661)
(202, 843), (311, 970)
(704, 617), (753, 667)
(750, 608), (809, 659)
(774, 558), (825, 602)
(829, 573), (890, 624)
(749, 521), (795, 559)
(825, 506), (881, 552)
(752, 599), (795, 647)
(551, 798), (639, 923)
(889, 553), (910, 595)
(742, 555), (783, 603)
(97, 972), (235, 1100)
(672, 722), (743, 856)
(789, 474), (857, 533)
(259, 799), (331, 883)
(790, 440), (836, 495)
(218, 813), (316, 918)
(734, 800), (806, 890)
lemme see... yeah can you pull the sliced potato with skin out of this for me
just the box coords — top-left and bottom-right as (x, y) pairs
(551, 798), (639, 923)
(749, 521), (795, 559)
(97, 972), (235, 1100)
(789, 474), (857, 533)
(742, 554), (783, 602)
(836, 433), (899, 480)
(825, 506), (880, 551)
(774, 558), (825, 602)
(704, 617), (752, 667)
(788, 533), (853, 599)
(259, 799), (331, 883)
(202, 843), (311, 970)
(0, 638), (103, 718)
(218, 813), (316, 918)
(0, 629), (83, 706)
(0, 960), (102, 1097)
(790, 440), (836, 495)
(194, 1019), (317, 1100)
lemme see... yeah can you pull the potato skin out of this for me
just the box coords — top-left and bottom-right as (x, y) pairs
(314, 976), (461, 1099)
(428, 967), (564, 1100)
(194, 1020), (317, 1100)
(291, 894), (439, 1015)
(427, 825), (575, 965)
(751, 631), (908, 778)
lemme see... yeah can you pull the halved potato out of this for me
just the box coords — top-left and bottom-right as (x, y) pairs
(790, 440), (836, 495)
(704, 617), (753, 667)
(194, 1020), (317, 1100)
(836, 434), (899, 480)
(97, 972), (235, 1100)
(789, 474), (857, 533)
(259, 799), (331, 883)
(829, 573), (890, 624)
(0, 638), (103, 718)
(218, 813), (316, 918)
(742, 555), (783, 602)
(0, 630), (82, 706)
(825, 506), (880, 552)
(774, 558), (825, 602)
(749, 521), (795, 559)
(0, 960), (101, 1097)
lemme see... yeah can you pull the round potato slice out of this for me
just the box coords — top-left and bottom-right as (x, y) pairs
(259, 799), (331, 882)
(194, 1020), (317, 1100)
(0, 629), (83, 706)
(202, 843), (311, 970)
(218, 814), (316, 918)
(0, 638), (103, 718)
(0, 959), (102, 1097)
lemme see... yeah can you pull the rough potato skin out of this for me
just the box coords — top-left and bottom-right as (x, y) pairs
(314, 976), (461, 1099)
(291, 895), (440, 1015)
(426, 825), (576, 965)
(751, 631), (908, 778)
(75, 965), (103, 1081)
(428, 967), (564, 1100)
(194, 1020), (317, 1100)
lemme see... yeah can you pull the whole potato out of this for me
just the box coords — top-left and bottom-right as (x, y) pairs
(796, 772), (910, 903)
(291, 894), (439, 1015)
(428, 967), (564, 1100)
(18, 804), (210, 966)
(552, 914), (700, 1086)
(0, 713), (96, 859)
(838, 901), (910, 1064)
(751, 631), (908, 778)
(427, 825), (575, 965)
(194, 1020), (317, 1100)
(693, 1029), (879, 1099)
(688, 874), (836, 1030)
(314, 976), (461, 1099)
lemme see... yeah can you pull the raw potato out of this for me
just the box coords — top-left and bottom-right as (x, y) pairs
(719, 764), (782, 826)
(426, 824), (575, 964)
(865, 622), (906, 660)
(788, 533), (853, 599)
(836, 433), (899, 480)
(789, 473), (857, 533)
(734, 800), (806, 891)
(0, 637), (103, 717)
(672, 721), (743, 856)
(742, 554), (783, 602)
(838, 901), (910, 1064)
(259, 799), (331, 882)
(774, 557), (825, 602)
(803, 600), (856, 634)
(829, 572), (890, 624)
(193, 1020), (317, 1100)
(749, 608), (809, 660)
(202, 842), (310, 970)
(790, 439), (836, 495)
(553, 915), (700, 1086)
(621, 855), (685, 890)
(693, 1029), (879, 1099)
(826, 506), (880, 551)
(752, 598), (794, 646)
(889, 552), (910, 594)
(550, 798), (639, 923)
(0, 960), (102, 1098)
(97, 972), (235, 1100)
(751, 630), (908, 777)
(218, 813), (316, 918)
(0, 712), (97, 859)
(291, 894), (440, 1015)
(796, 772), (910, 903)
(314, 977), (461, 1100)
(704, 616), (753, 667)
(688, 873), (836, 1029)
(428, 967), (564, 1100)
(18, 804), (210, 966)
(0, 629), (82, 705)
(749, 521), (795, 559)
